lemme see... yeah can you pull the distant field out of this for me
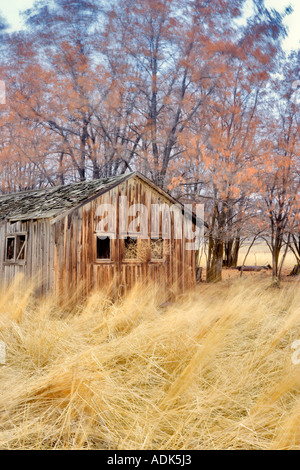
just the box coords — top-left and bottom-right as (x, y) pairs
(0, 275), (300, 449)
(197, 242), (297, 273)
(238, 242), (297, 270)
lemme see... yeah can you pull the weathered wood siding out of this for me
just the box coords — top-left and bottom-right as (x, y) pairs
(52, 176), (196, 298)
(0, 176), (196, 298)
(0, 219), (54, 294)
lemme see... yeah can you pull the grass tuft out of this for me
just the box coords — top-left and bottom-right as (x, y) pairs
(0, 276), (300, 449)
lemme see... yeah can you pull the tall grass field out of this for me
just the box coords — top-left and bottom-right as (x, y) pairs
(0, 273), (300, 449)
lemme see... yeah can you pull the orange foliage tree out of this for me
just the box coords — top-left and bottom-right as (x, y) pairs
(0, 0), (298, 282)
(255, 51), (300, 281)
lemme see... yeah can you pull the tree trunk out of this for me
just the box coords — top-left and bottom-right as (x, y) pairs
(272, 245), (280, 281)
(57, 152), (65, 185)
(207, 239), (223, 282)
(290, 263), (300, 276)
(92, 157), (100, 180)
(79, 121), (88, 181)
(232, 237), (240, 267)
(224, 237), (240, 267)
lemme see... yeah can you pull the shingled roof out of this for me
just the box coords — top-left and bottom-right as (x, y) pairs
(0, 173), (134, 222)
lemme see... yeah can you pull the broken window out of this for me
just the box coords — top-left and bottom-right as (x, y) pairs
(124, 237), (150, 262)
(124, 236), (138, 259)
(5, 234), (27, 262)
(151, 238), (164, 260)
(96, 236), (111, 260)
(16, 235), (26, 260)
(6, 237), (15, 261)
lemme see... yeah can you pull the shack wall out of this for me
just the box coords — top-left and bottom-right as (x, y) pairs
(52, 176), (196, 298)
(0, 176), (196, 297)
(0, 219), (54, 294)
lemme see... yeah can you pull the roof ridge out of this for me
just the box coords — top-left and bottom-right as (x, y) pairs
(0, 173), (134, 199)
(0, 172), (136, 221)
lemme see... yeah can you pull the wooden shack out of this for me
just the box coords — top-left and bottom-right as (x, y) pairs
(0, 172), (198, 297)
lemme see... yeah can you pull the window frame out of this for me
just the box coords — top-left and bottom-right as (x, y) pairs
(122, 236), (164, 264)
(150, 237), (164, 262)
(4, 233), (27, 265)
(95, 233), (113, 263)
(123, 235), (139, 261)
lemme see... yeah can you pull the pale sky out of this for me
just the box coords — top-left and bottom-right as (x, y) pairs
(0, 0), (34, 30)
(0, 0), (299, 51)
(264, 0), (300, 51)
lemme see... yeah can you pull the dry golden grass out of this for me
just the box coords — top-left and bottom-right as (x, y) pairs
(0, 274), (300, 449)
